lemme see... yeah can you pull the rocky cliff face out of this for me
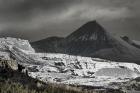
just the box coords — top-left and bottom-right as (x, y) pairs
(0, 37), (35, 52)
(0, 37), (37, 65)
(0, 59), (18, 71)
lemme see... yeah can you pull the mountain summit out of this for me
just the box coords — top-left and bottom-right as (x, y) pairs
(64, 21), (113, 55)
(66, 20), (108, 41)
(31, 20), (140, 64)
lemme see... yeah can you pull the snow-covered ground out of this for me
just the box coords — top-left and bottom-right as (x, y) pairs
(0, 37), (140, 90)
(27, 53), (140, 88)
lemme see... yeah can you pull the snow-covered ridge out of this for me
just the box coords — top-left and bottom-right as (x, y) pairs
(0, 37), (35, 53)
(0, 37), (36, 63)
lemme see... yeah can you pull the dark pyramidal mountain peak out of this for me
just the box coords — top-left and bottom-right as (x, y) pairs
(64, 20), (115, 55)
(31, 20), (140, 64)
(66, 20), (108, 41)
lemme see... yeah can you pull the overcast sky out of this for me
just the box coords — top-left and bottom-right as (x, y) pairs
(0, 0), (140, 41)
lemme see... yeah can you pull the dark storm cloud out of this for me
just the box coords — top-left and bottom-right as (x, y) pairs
(0, 0), (139, 41)
(0, 0), (76, 21)
(0, 0), (79, 40)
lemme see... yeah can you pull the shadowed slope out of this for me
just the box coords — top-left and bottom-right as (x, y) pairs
(31, 21), (140, 64)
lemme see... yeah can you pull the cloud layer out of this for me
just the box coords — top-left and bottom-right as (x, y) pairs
(0, 0), (139, 41)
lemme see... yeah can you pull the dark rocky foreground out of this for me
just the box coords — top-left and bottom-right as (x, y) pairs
(0, 59), (128, 93)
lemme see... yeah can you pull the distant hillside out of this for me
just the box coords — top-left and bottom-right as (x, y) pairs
(31, 36), (64, 53)
(31, 21), (140, 64)
(121, 36), (140, 49)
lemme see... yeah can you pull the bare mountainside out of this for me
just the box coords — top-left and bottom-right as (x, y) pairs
(31, 21), (140, 64)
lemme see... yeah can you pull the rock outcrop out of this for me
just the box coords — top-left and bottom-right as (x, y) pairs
(0, 59), (18, 71)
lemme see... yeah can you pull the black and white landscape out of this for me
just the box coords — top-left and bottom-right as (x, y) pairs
(0, 0), (140, 93)
(32, 21), (140, 63)
(0, 21), (140, 93)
